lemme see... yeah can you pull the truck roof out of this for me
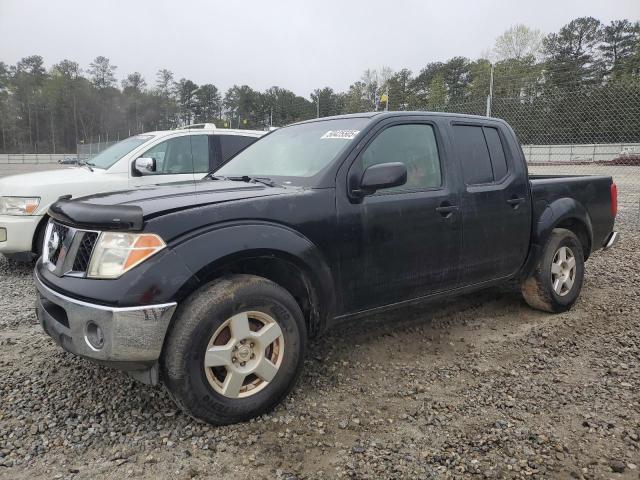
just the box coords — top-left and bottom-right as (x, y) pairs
(293, 111), (507, 126)
(140, 127), (266, 138)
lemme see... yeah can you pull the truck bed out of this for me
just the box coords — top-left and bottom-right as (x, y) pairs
(529, 174), (615, 252)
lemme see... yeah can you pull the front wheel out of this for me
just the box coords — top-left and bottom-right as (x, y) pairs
(161, 274), (306, 425)
(521, 228), (585, 313)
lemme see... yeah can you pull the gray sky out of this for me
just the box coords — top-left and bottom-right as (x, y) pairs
(1, 0), (638, 96)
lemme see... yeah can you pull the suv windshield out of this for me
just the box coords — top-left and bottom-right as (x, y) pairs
(86, 135), (153, 169)
(215, 118), (369, 180)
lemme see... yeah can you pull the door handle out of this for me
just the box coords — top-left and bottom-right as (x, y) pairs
(507, 197), (525, 208)
(436, 203), (459, 217)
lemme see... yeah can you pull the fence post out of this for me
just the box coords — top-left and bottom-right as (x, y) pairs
(485, 63), (494, 117)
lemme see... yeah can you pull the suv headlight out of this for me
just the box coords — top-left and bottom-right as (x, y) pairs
(0, 196), (40, 215)
(87, 232), (165, 279)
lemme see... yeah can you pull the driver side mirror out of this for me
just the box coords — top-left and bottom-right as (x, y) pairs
(355, 162), (407, 196)
(134, 157), (156, 175)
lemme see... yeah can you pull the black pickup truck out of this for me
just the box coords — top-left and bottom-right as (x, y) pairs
(35, 112), (618, 425)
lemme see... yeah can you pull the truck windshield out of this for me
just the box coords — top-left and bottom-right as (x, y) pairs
(86, 135), (153, 169)
(215, 118), (369, 179)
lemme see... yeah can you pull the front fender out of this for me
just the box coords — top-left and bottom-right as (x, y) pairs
(171, 221), (337, 318)
(521, 197), (593, 279)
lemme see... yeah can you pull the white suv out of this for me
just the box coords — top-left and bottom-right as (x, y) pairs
(0, 126), (265, 260)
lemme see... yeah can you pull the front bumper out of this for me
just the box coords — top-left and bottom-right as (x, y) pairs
(0, 214), (42, 254)
(35, 271), (177, 382)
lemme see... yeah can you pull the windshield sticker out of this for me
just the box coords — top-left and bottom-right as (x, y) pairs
(321, 130), (360, 140)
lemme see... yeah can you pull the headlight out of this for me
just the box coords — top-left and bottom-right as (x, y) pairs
(87, 232), (165, 279)
(0, 196), (40, 215)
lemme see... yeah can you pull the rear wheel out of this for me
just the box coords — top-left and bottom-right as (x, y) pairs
(521, 228), (585, 313)
(161, 274), (306, 425)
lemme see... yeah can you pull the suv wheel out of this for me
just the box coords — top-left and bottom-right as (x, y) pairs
(161, 274), (306, 425)
(521, 228), (585, 313)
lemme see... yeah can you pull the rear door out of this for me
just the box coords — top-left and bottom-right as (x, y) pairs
(453, 122), (531, 284)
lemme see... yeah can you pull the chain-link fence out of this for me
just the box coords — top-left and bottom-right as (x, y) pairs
(486, 78), (640, 214)
(76, 141), (118, 162)
(74, 72), (639, 214)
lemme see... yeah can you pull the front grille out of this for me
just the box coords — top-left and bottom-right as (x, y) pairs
(44, 221), (99, 277)
(72, 232), (98, 272)
(48, 222), (70, 265)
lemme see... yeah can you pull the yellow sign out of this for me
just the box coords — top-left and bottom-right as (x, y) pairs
(380, 94), (388, 103)
(243, 119), (248, 125)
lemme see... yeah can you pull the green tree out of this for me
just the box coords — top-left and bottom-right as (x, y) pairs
(154, 69), (177, 129)
(193, 84), (222, 123)
(494, 24), (543, 61)
(600, 19), (639, 77)
(310, 87), (345, 117)
(122, 72), (147, 133)
(12, 55), (47, 151)
(223, 85), (261, 128)
(543, 17), (603, 88)
(88, 56), (117, 89)
(175, 78), (198, 125)
(386, 69), (414, 111)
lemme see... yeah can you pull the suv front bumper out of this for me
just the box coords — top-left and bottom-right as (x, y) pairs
(0, 214), (42, 255)
(35, 271), (177, 383)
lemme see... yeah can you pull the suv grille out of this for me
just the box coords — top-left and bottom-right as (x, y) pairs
(44, 221), (99, 277)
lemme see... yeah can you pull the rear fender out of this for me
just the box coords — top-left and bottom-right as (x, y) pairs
(521, 197), (593, 279)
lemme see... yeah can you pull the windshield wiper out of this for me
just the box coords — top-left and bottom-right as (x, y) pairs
(78, 161), (93, 172)
(207, 174), (277, 187)
(230, 176), (277, 187)
(204, 173), (229, 181)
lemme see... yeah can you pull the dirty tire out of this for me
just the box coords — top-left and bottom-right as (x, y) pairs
(34, 221), (46, 257)
(161, 274), (307, 425)
(521, 228), (584, 313)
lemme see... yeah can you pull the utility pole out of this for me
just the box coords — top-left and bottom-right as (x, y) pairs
(316, 97), (320, 118)
(486, 63), (495, 117)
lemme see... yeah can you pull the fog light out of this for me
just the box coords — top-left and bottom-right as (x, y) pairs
(0, 228), (6, 242)
(85, 321), (105, 351)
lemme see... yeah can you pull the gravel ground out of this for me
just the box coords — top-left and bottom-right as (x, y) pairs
(0, 213), (638, 480)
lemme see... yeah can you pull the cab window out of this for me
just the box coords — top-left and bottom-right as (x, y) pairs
(361, 124), (442, 192)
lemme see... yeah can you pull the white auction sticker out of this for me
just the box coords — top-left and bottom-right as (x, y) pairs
(321, 130), (360, 140)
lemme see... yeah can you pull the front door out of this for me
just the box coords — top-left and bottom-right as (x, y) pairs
(337, 121), (462, 313)
(130, 134), (209, 187)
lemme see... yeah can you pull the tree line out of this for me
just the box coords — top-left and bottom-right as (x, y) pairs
(0, 16), (638, 153)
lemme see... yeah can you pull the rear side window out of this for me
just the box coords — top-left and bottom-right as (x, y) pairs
(219, 135), (258, 163)
(454, 125), (493, 185)
(190, 135), (210, 173)
(484, 127), (508, 181)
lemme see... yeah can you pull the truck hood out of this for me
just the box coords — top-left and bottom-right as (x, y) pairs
(0, 167), (105, 192)
(49, 180), (295, 231)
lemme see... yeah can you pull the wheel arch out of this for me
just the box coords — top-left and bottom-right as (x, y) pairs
(32, 214), (50, 254)
(521, 197), (593, 279)
(170, 223), (337, 337)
